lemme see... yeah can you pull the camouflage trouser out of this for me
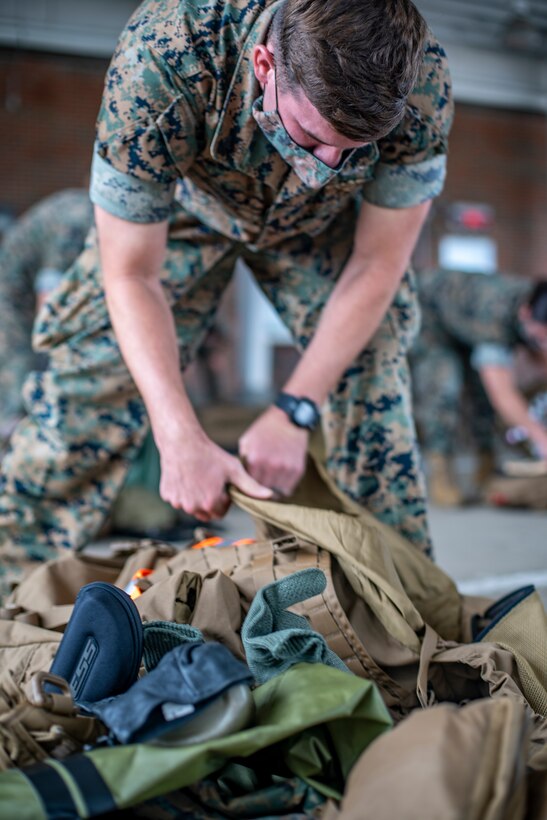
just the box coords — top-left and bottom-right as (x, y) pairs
(0, 206), (432, 564)
(411, 313), (495, 457)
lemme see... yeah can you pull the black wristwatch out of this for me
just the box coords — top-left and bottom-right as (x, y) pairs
(274, 392), (320, 430)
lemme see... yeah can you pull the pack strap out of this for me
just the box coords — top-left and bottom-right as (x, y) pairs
(23, 762), (78, 819)
(416, 624), (440, 708)
(23, 755), (116, 818)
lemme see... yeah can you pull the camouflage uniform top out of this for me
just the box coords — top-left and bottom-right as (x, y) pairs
(91, 0), (453, 244)
(416, 269), (533, 370)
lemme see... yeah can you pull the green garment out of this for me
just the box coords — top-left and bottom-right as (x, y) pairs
(0, 188), (93, 427)
(92, 0), (452, 228)
(241, 568), (349, 683)
(0, 663), (392, 818)
(131, 765), (327, 818)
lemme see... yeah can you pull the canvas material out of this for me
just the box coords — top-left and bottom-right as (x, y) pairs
(338, 698), (529, 820)
(4, 473), (547, 723)
(479, 589), (547, 717)
(0, 664), (391, 815)
(0, 665), (101, 771)
(486, 474), (547, 510)
(2, 459), (547, 747)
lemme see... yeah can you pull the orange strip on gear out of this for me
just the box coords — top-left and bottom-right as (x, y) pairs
(190, 536), (224, 550)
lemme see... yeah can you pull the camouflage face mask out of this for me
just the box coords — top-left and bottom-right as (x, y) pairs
(251, 72), (352, 190)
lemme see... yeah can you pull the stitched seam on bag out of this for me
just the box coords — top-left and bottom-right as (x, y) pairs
(320, 581), (407, 700)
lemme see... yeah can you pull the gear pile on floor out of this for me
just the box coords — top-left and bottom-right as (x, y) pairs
(1, 467), (547, 819)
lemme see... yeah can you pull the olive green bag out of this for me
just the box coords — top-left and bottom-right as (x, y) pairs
(0, 663), (392, 818)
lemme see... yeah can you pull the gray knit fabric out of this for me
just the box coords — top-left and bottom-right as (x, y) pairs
(143, 621), (203, 672)
(241, 568), (349, 684)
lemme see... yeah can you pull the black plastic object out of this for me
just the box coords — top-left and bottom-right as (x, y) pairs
(472, 585), (535, 641)
(50, 582), (143, 703)
(84, 641), (254, 745)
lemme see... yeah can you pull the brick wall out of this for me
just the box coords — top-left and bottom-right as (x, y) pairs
(1, 48), (546, 277)
(0, 48), (107, 217)
(426, 104), (547, 278)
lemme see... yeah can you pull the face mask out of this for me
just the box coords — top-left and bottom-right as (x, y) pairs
(251, 72), (352, 189)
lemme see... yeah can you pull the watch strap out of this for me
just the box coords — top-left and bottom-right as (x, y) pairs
(274, 392), (320, 430)
(275, 392), (299, 416)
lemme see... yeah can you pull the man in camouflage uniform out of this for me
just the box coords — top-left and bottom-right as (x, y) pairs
(0, 189), (93, 444)
(0, 0), (453, 570)
(411, 269), (547, 505)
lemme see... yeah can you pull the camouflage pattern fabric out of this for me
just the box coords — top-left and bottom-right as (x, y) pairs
(0, 211), (429, 555)
(0, 0), (454, 563)
(130, 765), (327, 818)
(91, 0), (452, 230)
(0, 189), (93, 435)
(411, 269), (531, 455)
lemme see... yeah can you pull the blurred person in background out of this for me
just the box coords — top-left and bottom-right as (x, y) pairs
(0, 188), (93, 447)
(411, 269), (547, 506)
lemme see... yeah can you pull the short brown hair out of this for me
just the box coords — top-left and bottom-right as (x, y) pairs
(273, 0), (428, 142)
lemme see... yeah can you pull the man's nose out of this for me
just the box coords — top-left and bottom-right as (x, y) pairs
(312, 144), (343, 168)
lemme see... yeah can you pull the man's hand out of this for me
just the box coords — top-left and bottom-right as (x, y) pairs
(238, 405), (309, 497)
(159, 430), (273, 521)
(530, 427), (547, 461)
(480, 363), (547, 461)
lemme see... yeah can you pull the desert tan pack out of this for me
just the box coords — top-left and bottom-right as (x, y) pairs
(0, 663), (102, 771)
(338, 698), (530, 820)
(4, 454), (547, 737)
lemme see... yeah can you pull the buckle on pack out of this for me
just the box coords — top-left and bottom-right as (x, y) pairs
(272, 535), (300, 553)
(27, 672), (78, 717)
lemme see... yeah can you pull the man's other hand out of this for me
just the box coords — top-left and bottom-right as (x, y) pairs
(238, 405), (309, 497)
(159, 432), (272, 522)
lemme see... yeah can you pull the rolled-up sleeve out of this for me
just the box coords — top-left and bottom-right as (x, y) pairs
(471, 344), (514, 371)
(363, 36), (454, 209)
(90, 147), (176, 223)
(363, 155), (447, 208)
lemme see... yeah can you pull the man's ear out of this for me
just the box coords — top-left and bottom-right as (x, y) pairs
(252, 44), (275, 86)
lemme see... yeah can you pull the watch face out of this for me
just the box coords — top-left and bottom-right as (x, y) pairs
(293, 400), (318, 428)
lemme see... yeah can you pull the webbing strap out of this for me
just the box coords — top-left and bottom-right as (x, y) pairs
(23, 755), (117, 819)
(417, 623), (440, 708)
(59, 755), (116, 816)
(23, 762), (78, 819)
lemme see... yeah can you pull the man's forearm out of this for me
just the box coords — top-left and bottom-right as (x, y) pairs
(104, 275), (202, 444)
(284, 252), (401, 404)
(283, 199), (431, 405)
(95, 206), (202, 448)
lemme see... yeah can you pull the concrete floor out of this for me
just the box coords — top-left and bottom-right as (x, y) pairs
(430, 503), (547, 605)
